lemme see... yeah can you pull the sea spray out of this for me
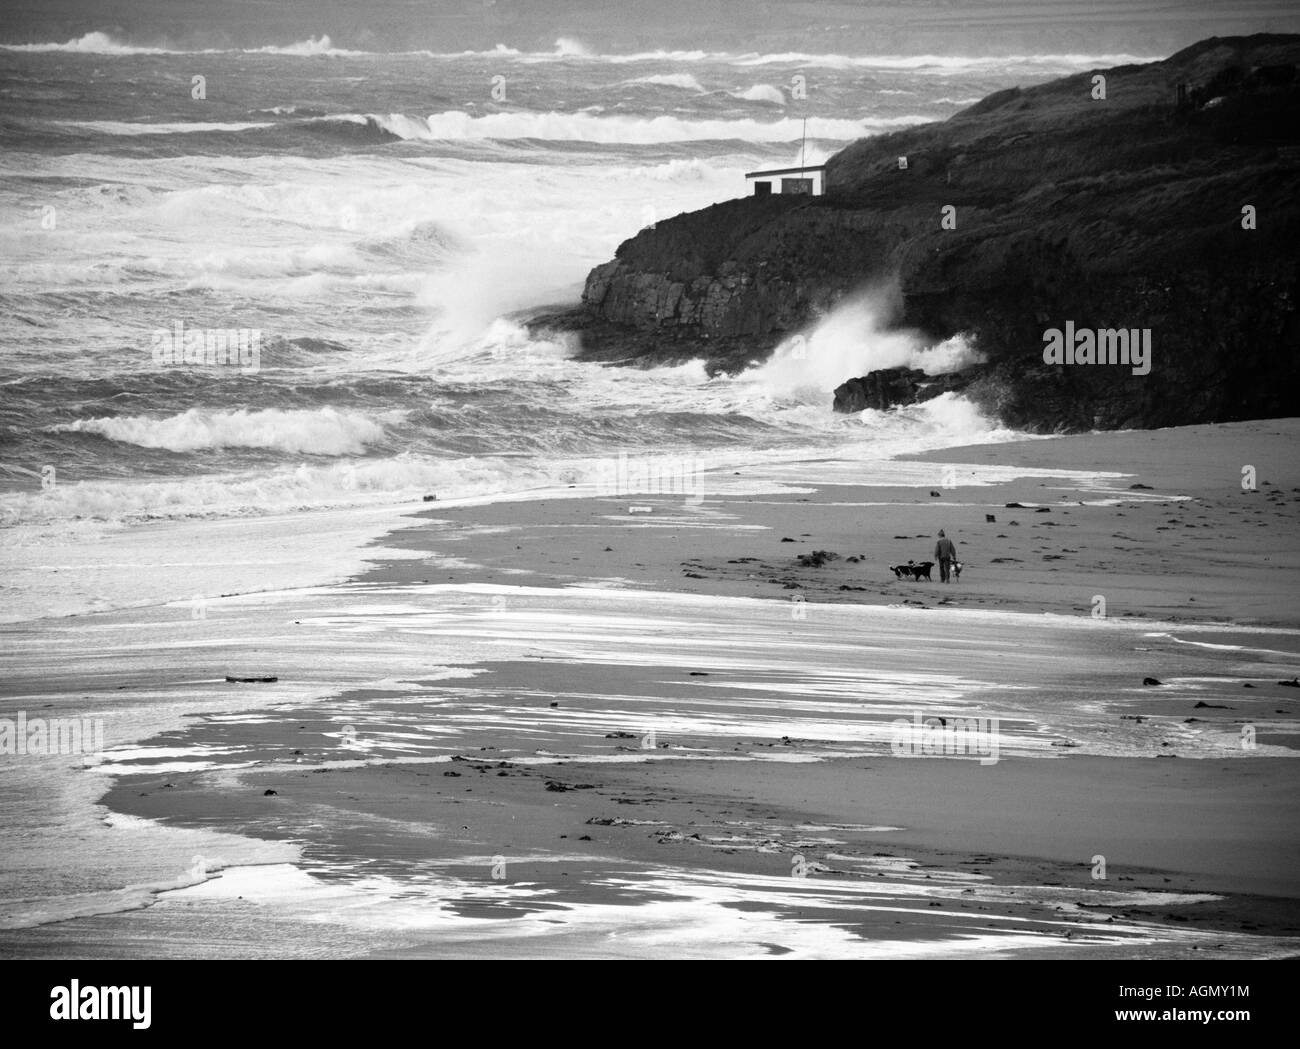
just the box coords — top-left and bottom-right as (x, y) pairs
(750, 286), (985, 404)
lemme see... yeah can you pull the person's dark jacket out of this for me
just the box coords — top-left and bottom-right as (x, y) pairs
(935, 537), (957, 561)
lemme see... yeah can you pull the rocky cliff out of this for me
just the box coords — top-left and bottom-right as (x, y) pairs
(528, 36), (1300, 431)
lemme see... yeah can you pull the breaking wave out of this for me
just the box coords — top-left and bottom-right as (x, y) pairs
(1, 32), (362, 57)
(1, 33), (1158, 73)
(749, 288), (986, 405)
(54, 120), (277, 136)
(328, 111), (921, 144)
(732, 85), (787, 104)
(623, 73), (706, 91)
(51, 407), (398, 455)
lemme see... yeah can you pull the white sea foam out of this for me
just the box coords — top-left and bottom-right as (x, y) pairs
(552, 36), (592, 58)
(188, 241), (362, 278)
(749, 287), (987, 405)
(247, 35), (360, 56)
(2, 31), (176, 55)
(623, 73), (705, 91)
(1, 34), (1157, 74)
(352, 110), (920, 143)
(50, 407), (398, 455)
(514, 46), (1158, 71)
(2, 32), (363, 57)
(0, 453), (565, 533)
(55, 120), (277, 135)
(733, 84), (787, 104)
(724, 50), (1157, 71)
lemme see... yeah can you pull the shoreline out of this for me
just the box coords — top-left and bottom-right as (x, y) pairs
(363, 418), (1300, 628)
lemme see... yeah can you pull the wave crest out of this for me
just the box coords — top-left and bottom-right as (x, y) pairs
(750, 287), (986, 405)
(51, 407), (395, 455)
(1, 34), (1158, 71)
(338, 110), (915, 144)
(733, 84), (786, 104)
(623, 73), (705, 91)
(2, 32), (360, 56)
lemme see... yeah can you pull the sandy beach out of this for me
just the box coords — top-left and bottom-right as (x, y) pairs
(368, 419), (1300, 627)
(2, 419), (1297, 959)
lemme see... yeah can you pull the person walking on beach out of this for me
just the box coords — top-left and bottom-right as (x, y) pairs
(935, 529), (958, 583)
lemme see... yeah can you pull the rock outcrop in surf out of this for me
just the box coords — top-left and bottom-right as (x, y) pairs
(831, 367), (975, 413)
(528, 36), (1300, 431)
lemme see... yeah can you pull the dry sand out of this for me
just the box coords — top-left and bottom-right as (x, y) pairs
(372, 419), (1300, 627)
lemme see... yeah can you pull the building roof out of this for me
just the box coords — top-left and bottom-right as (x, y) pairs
(743, 164), (828, 179)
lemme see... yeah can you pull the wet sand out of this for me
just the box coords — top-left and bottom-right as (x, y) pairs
(2, 420), (1298, 958)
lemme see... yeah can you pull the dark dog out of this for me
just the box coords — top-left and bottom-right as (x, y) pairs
(890, 560), (934, 582)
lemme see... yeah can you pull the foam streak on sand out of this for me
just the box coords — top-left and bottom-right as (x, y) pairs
(134, 862), (1270, 961)
(2, 564), (1297, 955)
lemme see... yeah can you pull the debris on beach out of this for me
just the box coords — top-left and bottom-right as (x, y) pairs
(796, 550), (839, 567)
(225, 675), (278, 683)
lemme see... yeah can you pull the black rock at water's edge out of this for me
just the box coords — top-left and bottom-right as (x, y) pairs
(832, 367), (976, 413)
(527, 36), (1300, 432)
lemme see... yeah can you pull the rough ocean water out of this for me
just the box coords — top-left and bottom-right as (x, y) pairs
(0, 35), (1157, 622)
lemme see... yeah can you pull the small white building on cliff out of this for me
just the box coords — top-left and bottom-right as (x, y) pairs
(744, 164), (828, 196)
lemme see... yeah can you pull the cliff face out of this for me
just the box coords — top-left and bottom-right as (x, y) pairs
(529, 36), (1300, 430)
